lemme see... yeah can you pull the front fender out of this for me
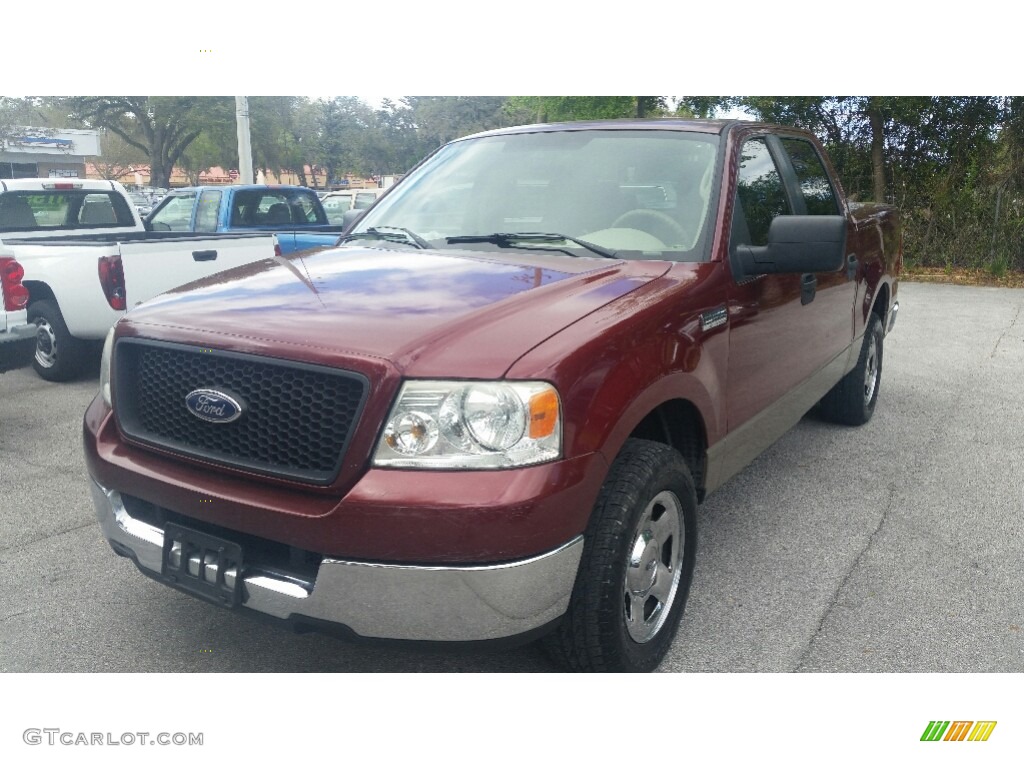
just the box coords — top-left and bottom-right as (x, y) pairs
(506, 267), (728, 472)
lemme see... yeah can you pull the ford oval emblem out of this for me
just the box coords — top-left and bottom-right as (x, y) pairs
(185, 389), (243, 424)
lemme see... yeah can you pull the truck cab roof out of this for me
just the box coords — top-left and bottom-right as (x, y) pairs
(0, 178), (126, 193)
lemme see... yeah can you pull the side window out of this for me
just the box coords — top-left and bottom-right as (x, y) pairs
(195, 190), (222, 232)
(149, 194), (196, 231)
(780, 138), (840, 215)
(733, 138), (790, 247)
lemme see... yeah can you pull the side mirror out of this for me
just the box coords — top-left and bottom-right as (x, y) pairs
(735, 215), (846, 277)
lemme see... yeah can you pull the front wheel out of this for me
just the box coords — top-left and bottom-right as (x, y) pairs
(27, 299), (88, 382)
(542, 439), (697, 672)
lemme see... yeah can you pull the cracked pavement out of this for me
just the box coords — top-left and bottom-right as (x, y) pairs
(1, 282), (1022, 672)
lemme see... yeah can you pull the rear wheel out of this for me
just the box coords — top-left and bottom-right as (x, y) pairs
(542, 439), (697, 672)
(28, 299), (88, 382)
(819, 313), (884, 426)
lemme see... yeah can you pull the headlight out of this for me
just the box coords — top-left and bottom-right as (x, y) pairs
(99, 326), (115, 407)
(373, 380), (561, 469)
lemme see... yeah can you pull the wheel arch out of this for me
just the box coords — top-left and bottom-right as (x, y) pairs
(626, 399), (709, 501)
(23, 279), (57, 305)
(591, 373), (717, 504)
(872, 280), (890, 322)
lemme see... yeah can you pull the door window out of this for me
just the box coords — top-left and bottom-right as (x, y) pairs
(732, 138), (790, 248)
(149, 194), (196, 231)
(780, 138), (840, 216)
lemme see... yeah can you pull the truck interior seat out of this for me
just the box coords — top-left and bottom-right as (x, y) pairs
(0, 196), (38, 229)
(81, 201), (117, 225)
(265, 203), (292, 225)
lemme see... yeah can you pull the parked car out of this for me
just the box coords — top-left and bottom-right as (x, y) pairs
(85, 119), (901, 671)
(146, 185), (343, 254)
(0, 178), (276, 380)
(127, 192), (153, 218)
(320, 188), (385, 225)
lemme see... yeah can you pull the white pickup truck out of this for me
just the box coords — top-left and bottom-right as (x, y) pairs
(0, 178), (277, 380)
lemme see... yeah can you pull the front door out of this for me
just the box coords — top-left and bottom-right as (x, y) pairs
(725, 135), (856, 433)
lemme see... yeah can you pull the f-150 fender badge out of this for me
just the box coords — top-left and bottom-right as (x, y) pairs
(185, 389), (244, 423)
(700, 307), (728, 332)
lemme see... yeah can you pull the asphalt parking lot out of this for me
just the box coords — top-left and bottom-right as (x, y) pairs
(1, 281), (1022, 672)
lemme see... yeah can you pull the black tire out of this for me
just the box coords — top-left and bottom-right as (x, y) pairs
(27, 299), (88, 382)
(819, 313), (884, 426)
(542, 439), (697, 672)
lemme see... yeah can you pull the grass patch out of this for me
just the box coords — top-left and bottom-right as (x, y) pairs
(903, 265), (1024, 288)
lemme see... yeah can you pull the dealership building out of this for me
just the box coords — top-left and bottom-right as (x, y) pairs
(0, 128), (101, 179)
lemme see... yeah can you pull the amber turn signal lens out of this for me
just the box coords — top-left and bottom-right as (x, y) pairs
(528, 389), (559, 439)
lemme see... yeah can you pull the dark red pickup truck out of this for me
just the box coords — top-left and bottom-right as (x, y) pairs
(84, 119), (901, 671)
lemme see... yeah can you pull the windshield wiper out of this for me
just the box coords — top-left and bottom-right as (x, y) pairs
(446, 232), (618, 259)
(337, 226), (431, 249)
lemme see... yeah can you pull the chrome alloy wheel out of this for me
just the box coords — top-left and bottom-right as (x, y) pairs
(623, 490), (685, 643)
(863, 332), (879, 406)
(34, 318), (58, 369)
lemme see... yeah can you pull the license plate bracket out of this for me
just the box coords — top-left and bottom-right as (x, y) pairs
(161, 522), (244, 608)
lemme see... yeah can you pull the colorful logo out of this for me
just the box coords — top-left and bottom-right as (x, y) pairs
(921, 721), (997, 742)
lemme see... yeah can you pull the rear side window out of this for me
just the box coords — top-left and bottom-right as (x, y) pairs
(780, 138), (840, 215)
(231, 189), (327, 226)
(0, 190), (135, 232)
(732, 138), (790, 247)
(195, 190), (223, 232)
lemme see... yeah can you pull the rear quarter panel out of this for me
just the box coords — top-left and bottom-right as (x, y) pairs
(119, 234), (276, 310)
(13, 240), (124, 338)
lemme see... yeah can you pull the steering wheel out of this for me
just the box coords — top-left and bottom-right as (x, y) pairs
(612, 209), (689, 246)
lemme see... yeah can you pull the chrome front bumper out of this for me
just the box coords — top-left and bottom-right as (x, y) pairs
(90, 479), (583, 642)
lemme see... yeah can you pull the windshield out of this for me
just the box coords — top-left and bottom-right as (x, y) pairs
(351, 129), (721, 260)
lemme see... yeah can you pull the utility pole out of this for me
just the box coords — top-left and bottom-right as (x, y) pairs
(235, 96), (253, 184)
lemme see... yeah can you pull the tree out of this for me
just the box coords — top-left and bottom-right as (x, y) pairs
(89, 129), (148, 181)
(505, 96), (670, 122)
(0, 96), (64, 145)
(179, 132), (230, 185)
(55, 97), (233, 187)
(405, 96), (511, 148)
(738, 96), (1021, 270)
(309, 97), (376, 186)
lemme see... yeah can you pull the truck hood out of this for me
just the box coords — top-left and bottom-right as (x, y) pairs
(123, 245), (670, 378)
